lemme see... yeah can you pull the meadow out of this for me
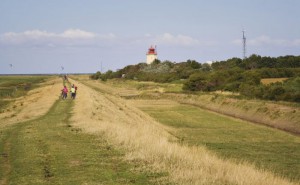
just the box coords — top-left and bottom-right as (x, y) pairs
(1, 75), (299, 184)
(0, 78), (166, 185)
(95, 78), (300, 134)
(116, 79), (299, 180)
(0, 76), (50, 111)
(135, 100), (300, 182)
(76, 77), (299, 184)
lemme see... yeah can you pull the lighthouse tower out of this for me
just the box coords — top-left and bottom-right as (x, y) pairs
(146, 46), (157, 64)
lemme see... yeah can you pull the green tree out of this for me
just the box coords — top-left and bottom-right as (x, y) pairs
(183, 72), (210, 91)
(90, 71), (101, 80)
(243, 54), (261, 70)
(201, 63), (212, 71)
(152, 59), (161, 65)
(187, 59), (201, 69)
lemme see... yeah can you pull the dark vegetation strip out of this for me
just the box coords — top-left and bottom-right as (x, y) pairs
(90, 55), (300, 103)
(0, 95), (166, 184)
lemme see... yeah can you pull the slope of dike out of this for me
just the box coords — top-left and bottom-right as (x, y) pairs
(158, 93), (300, 135)
(0, 77), (62, 129)
(70, 78), (297, 185)
(72, 76), (300, 136)
(0, 80), (159, 184)
(3, 75), (296, 184)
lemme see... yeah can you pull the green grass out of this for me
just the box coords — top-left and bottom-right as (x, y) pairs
(105, 79), (184, 93)
(140, 104), (300, 182)
(0, 75), (49, 88)
(0, 98), (167, 184)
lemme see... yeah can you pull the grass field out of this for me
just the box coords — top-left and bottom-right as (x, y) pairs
(2, 75), (297, 184)
(0, 94), (166, 184)
(136, 100), (300, 182)
(104, 79), (184, 93)
(0, 76), (50, 111)
(75, 77), (297, 184)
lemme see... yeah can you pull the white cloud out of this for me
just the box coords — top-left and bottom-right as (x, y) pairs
(60, 29), (96, 39)
(0, 30), (216, 49)
(155, 33), (200, 46)
(0, 29), (116, 47)
(149, 33), (218, 47)
(1, 30), (55, 44)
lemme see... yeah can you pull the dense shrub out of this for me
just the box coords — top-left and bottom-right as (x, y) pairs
(239, 77), (300, 102)
(90, 55), (300, 102)
(183, 72), (210, 91)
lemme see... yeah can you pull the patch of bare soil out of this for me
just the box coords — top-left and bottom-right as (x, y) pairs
(0, 77), (62, 128)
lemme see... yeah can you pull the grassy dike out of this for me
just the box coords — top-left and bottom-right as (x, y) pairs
(0, 76), (51, 112)
(140, 103), (300, 182)
(0, 98), (164, 184)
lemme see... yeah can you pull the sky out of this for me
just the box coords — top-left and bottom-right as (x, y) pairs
(0, 0), (300, 74)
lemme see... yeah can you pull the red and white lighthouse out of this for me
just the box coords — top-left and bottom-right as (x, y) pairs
(146, 46), (157, 64)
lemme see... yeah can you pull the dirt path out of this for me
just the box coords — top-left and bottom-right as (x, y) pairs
(70, 78), (297, 185)
(0, 77), (62, 129)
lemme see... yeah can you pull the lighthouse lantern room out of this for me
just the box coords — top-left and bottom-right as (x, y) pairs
(146, 46), (157, 64)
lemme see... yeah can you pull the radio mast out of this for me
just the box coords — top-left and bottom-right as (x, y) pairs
(242, 30), (247, 59)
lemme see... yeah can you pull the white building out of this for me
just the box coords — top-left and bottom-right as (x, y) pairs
(146, 46), (157, 64)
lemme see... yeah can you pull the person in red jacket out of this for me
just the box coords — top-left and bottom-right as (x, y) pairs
(61, 85), (68, 99)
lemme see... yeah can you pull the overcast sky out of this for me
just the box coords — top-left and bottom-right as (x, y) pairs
(1, 0), (299, 74)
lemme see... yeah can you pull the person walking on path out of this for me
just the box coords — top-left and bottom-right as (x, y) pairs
(71, 85), (76, 99)
(61, 85), (68, 99)
(74, 84), (78, 99)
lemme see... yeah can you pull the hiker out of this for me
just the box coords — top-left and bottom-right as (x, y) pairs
(61, 85), (68, 99)
(70, 84), (76, 99)
(64, 75), (68, 81)
(74, 84), (78, 99)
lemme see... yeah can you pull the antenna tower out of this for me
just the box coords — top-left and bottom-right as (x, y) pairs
(242, 30), (246, 59)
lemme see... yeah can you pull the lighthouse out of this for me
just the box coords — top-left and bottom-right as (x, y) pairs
(146, 46), (157, 64)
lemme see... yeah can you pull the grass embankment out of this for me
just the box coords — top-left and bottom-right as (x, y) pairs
(0, 97), (163, 184)
(96, 78), (299, 134)
(0, 76), (50, 111)
(137, 101), (300, 182)
(73, 77), (296, 185)
(170, 93), (300, 134)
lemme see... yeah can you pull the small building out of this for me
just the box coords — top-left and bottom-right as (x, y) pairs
(146, 46), (157, 64)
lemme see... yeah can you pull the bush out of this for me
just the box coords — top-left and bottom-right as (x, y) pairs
(183, 73), (210, 91)
(90, 71), (101, 80)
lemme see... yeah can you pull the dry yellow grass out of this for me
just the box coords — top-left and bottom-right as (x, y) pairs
(261, 78), (289, 85)
(70, 78), (297, 185)
(0, 77), (62, 128)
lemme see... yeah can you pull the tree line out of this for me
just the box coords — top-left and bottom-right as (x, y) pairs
(90, 55), (300, 102)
